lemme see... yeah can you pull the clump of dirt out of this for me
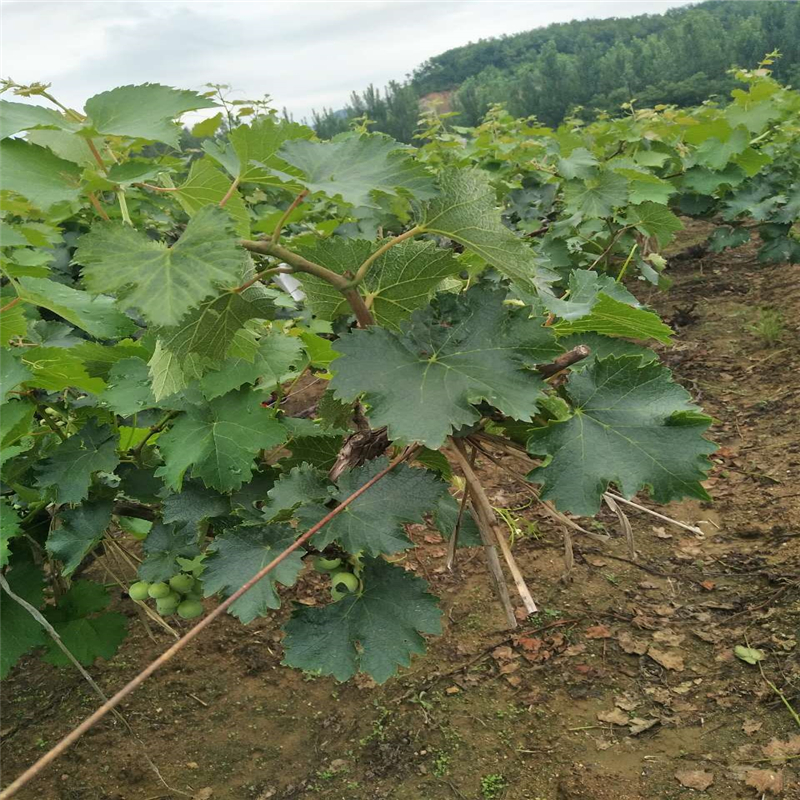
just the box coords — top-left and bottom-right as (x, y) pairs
(2, 226), (799, 800)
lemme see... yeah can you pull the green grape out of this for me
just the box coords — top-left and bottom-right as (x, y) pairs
(148, 582), (170, 599)
(313, 556), (342, 573)
(169, 573), (194, 594)
(156, 595), (179, 615)
(177, 599), (203, 619)
(331, 571), (359, 593)
(128, 581), (150, 601)
(185, 590), (203, 601)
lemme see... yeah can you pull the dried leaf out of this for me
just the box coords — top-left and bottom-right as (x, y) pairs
(675, 770), (714, 791)
(648, 646), (685, 671)
(653, 629), (685, 647)
(742, 719), (763, 736)
(629, 717), (660, 735)
(762, 735), (800, 763)
(597, 708), (629, 726)
(586, 624), (613, 639)
(744, 769), (783, 794)
(618, 631), (648, 655)
(614, 694), (640, 711)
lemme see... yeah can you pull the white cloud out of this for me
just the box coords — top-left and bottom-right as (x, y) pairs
(1, 0), (695, 120)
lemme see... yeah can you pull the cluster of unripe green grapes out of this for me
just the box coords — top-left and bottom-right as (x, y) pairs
(128, 573), (204, 619)
(312, 557), (361, 601)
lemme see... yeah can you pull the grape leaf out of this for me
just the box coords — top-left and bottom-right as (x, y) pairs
(156, 388), (287, 492)
(46, 500), (112, 576)
(284, 430), (345, 472)
(138, 522), (201, 582)
(0, 560), (46, 678)
(197, 328), (304, 400)
(264, 464), (331, 520)
(1, 499), (23, 568)
(331, 288), (558, 448)
(526, 356), (716, 515)
(282, 557), (441, 683)
(227, 117), (313, 184)
(542, 269), (640, 321)
(300, 458), (446, 556)
(563, 171), (628, 218)
(0, 302), (28, 345)
(295, 238), (462, 330)
(76, 205), (245, 327)
(0, 100), (75, 139)
(625, 201), (684, 247)
(71, 340), (148, 378)
(433, 492), (482, 547)
(27, 129), (104, 167)
(15, 277), (136, 339)
(83, 84), (217, 146)
(0, 399), (34, 467)
(161, 482), (230, 533)
(101, 357), (162, 416)
(174, 158), (250, 237)
(709, 225), (751, 252)
(19, 346), (106, 394)
(43, 580), (127, 666)
(557, 148), (598, 180)
(36, 422), (120, 505)
(203, 523), (304, 623)
(0, 349), (32, 398)
(0, 139), (81, 210)
(418, 168), (553, 294)
(280, 133), (435, 208)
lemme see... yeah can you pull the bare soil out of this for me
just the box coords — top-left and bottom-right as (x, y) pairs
(2, 225), (799, 800)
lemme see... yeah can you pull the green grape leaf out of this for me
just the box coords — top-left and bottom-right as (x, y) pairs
(71, 340), (148, 378)
(0, 303), (28, 345)
(614, 170), (676, 205)
(174, 158), (250, 237)
(709, 226), (751, 253)
(198, 328), (304, 400)
(418, 168), (552, 294)
(317, 390), (353, 430)
(681, 164), (745, 194)
(552, 293), (673, 344)
(563, 171), (628, 218)
(526, 356), (716, 515)
(694, 127), (748, 172)
(285, 430), (345, 472)
(203, 523), (304, 623)
(27, 130), (104, 167)
(0, 349), (32, 398)
(0, 100), (75, 139)
(296, 239), (462, 330)
(542, 269), (640, 321)
(156, 388), (287, 492)
(300, 458), (446, 556)
(15, 277), (136, 339)
(138, 523), (201, 582)
(19, 346), (106, 393)
(331, 288), (557, 448)
(191, 113), (223, 138)
(147, 340), (205, 402)
(0, 139), (81, 210)
(264, 463), (331, 520)
(557, 147), (598, 180)
(76, 205), (245, 328)
(0, 399), (34, 467)
(43, 580), (127, 666)
(161, 482), (230, 533)
(1, 499), (23, 568)
(0, 561), (46, 678)
(101, 358), (162, 416)
(46, 500), (113, 576)
(625, 201), (683, 247)
(227, 117), (313, 184)
(280, 133), (436, 208)
(83, 84), (217, 146)
(282, 557), (441, 684)
(35, 422), (120, 505)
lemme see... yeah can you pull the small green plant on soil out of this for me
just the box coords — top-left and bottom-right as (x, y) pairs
(748, 307), (785, 345)
(480, 773), (508, 799)
(432, 750), (451, 777)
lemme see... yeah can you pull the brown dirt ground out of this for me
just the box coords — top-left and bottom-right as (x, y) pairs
(2, 224), (799, 800)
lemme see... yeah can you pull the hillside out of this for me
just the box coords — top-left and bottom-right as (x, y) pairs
(311, 0), (800, 140)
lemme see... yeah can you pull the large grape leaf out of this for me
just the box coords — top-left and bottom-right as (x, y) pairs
(0, 139), (81, 210)
(83, 84), (217, 146)
(280, 133), (435, 208)
(19, 346), (106, 394)
(0, 561), (46, 678)
(226, 117), (313, 183)
(282, 558), (441, 684)
(295, 238), (462, 330)
(526, 356), (716, 515)
(35, 422), (120, 505)
(202, 523), (304, 623)
(46, 500), (112, 576)
(15, 277), (136, 339)
(0, 100), (75, 139)
(138, 523), (201, 582)
(330, 288), (559, 448)
(418, 168), (552, 294)
(196, 327), (303, 400)
(101, 358), (162, 416)
(76, 205), (245, 327)
(263, 463), (332, 521)
(43, 580), (127, 666)
(174, 158), (250, 237)
(299, 458), (447, 556)
(156, 388), (287, 491)
(0, 349), (32, 398)
(161, 482), (230, 533)
(542, 269), (640, 321)
(563, 171), (628, 218)
(625, 201), (683, 247)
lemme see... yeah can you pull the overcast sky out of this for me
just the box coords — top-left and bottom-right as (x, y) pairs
(2, 1), (695, 122)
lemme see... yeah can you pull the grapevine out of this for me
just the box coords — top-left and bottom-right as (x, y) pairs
(0, 62), (797, 787)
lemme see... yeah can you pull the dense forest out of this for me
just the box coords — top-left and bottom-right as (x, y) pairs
(310, 0), (800, 140)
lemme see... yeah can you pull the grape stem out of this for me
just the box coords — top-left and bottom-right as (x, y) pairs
(0, 444), (420, 800)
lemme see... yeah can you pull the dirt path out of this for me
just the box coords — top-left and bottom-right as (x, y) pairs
(2, 228), (799, 800)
